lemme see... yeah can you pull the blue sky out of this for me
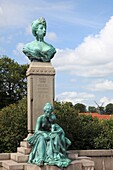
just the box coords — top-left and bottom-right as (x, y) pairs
(0, 0), (113, 107)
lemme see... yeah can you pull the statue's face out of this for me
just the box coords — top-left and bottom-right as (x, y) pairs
(36, 24), (46, 38)
(45, 109), (51, 117)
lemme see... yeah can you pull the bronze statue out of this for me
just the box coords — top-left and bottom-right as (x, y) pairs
(27, 103), (71, 168)
(23, 18), (56, 62)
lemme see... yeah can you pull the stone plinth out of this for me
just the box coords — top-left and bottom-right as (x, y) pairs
(24, 159), (94, 170)
(26, 62), (55, 133)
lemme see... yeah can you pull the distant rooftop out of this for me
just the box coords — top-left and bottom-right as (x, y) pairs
(79, 113), (113, 120)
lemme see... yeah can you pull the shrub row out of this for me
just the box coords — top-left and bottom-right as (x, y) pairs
(0, 100), (113, 153)
(0, 98), (27, 153)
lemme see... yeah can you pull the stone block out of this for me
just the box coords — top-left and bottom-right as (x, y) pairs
(24, 160), (87, 170)
(26, 62), (55, 132)
(76, 149), (113, 157)
(20, 141), (31, 148)
(24, 164), (46, 170)
(77, 156), (92, 160)
(0, 154), (10, 160)
(11, 153), (29, 163)
(2, 160), (24, 170)
(67, 152), (78, 160)
(17, 147), (31, 155)
(80, 159), (94, 170)
(0, 167), (7, 170)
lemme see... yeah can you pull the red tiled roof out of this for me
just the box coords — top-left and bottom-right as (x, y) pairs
(80, 113), (113, 120)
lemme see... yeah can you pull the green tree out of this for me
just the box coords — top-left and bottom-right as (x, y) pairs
(54, 101), (103, 150)
(74, 103), (86, 113)
(88, 106), (96, 113)
(94, 119), (113, 149)
(105, 103), (113, 114)
(54, 101), (78, 149)
(1, 100), (113, 152)
(0, 98), (27, 153)
(0, 56), (28, 109)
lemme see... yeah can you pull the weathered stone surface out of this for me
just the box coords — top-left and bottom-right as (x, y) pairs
(20, 141), (31, 148)
(24, 159), (94, 170)
(2, 160), (25, 170)
(26, 62), (55, 133)
(75, 149), (113, 157)
(10, 153), (28, 163)
(72, 149), (113, 170)
(67, 152), (78, 160)
(0, 154), (10, 160)
(17, 147), (31, 155)
(0, 167), (7, 170)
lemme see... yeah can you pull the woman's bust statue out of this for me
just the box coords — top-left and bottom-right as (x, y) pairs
(23, 18), (56, 62)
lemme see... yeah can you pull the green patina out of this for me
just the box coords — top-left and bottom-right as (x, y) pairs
(23, 18), (56, 62)
(27, 103), (71, 168)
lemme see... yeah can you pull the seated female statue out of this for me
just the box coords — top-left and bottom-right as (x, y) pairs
(27, 103), (71, 168)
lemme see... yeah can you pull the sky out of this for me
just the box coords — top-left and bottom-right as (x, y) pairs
(0, 0), (113, 108)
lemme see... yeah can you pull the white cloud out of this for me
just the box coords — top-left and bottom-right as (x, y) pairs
(0, 1), (28, 28)
(88, 79), (113, 91)
(0, 0), (100, 29)
(53, 16), (113, 78)
(13, 43), (24, 56)
(56, 91), (95, 105)
(46, 32), (57, 41)
(25, 24), (32, 35)
(100, 97), (113, 106)
(13, 42), (30, 64)
(0, 6), (3, 15)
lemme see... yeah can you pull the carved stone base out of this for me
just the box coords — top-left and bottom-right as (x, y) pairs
(0, 141), (94, 170)
(26, 62), (55, 133)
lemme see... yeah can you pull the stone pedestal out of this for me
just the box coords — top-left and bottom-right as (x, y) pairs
(26, 62), (55, 134)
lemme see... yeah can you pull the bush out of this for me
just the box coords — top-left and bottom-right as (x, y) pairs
(0, 98), (27, 153)
(54, 101), (113, 150)
(54, 101), (78, 149)
(1, 100), (113, 153)
(94, 119), (113, 149)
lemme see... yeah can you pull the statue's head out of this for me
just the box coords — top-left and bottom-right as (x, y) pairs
(43, 103), (54, 117)
(32, 17), (46, 39)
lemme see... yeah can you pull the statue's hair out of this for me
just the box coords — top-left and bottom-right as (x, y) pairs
(32, 17), (46, 37)
(43, 103), (54, 113)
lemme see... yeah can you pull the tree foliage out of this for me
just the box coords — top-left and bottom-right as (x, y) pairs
(54, 101), (113, 150)
(0, 56), (28, 109)
(105, 103), (113, 114)
(94, 119), (113, 149)
(54, 101), (78, 149)
(88, 106), (96, 113)
(0, 98), (27, 153)
(1, 100), (113, 153)
(74, 103), (86, 113)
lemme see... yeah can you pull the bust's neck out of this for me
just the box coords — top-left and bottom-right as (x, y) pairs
(36, 36), (44, 42)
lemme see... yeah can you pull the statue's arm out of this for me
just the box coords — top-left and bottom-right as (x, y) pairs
(46, 47), (56, 59)
(34, 116), (42, 133)
(40, 47), (56, 61)
(51, 124), (64, 134)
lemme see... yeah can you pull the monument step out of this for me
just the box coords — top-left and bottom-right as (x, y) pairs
(24, 159), (94, 170)
(0, 154), (10, 160)
(10, 153), (29, 163)
(67, 152), (78, 160)
(17, 147), (31, 155)
(0, 167), (7, 170)
(20, 141), (30, 148)
(0, 159), (94, 170)
(1, 160), (27, 170)
(24, 164), (60, 170)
